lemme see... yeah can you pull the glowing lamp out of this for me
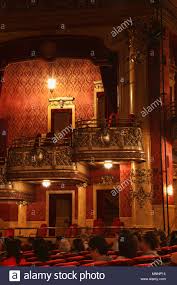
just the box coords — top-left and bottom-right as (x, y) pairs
(42, 180), (51, 188)
(167, 185), (173, 196)
(47, 78), (56, 92)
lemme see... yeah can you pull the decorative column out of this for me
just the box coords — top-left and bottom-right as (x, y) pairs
(129, 34), (136, 114)
(17, 201), (27, 236)
(128, 26), (154, 228)
(77, 183), (87, 227)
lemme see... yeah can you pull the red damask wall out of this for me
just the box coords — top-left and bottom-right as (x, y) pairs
(0, 59), (101, 144)
(0, 203), (18, 221)
(119, 163), (132, 217)
(27, 186), (46, 221)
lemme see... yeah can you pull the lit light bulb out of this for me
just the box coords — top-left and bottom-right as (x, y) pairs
(167, 185), (173, 196)
(104, 160), (113, 169)
(42, 180), (51, 188)
(47, 78), (56, 92)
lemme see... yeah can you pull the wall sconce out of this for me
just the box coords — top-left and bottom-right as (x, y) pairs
(167, 185), (173, 196)
(47, 78), (56, 93)
(104, 160), (113, 169)
(42, 180), (51, 188)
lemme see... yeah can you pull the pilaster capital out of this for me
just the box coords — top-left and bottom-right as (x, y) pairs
(76, 182), (87, 189)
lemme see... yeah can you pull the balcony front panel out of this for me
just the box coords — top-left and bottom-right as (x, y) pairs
(7, 139), (86, 183)
(73, 124), (145, 162)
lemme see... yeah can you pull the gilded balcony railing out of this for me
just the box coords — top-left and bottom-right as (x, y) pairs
(5, 117), (145, 181)
(6, 135), (80, 182)
(73, 118), (145, 162)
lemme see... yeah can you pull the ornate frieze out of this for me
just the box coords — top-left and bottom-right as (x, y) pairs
(0, 188), (33, 202)
(94, 175), (118, 185)
(73, 126), (145, 162)
(7, 146), (73, 168)
(48, 97), (75, 109)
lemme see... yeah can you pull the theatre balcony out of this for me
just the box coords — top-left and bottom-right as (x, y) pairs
(6, 137), (87, 183)
(73, 118), (145, 163)
(6, 117), (145, 182)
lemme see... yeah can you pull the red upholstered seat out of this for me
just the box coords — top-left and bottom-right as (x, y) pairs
(79, 259), (93, 265)
(50, 249), (62, 254)
(46, 259), (65, 266)
(50, 254), (62, 260)
(135, 264), (152, 267)
(84, 254), (92, 259)
(55, 261), (80, 267)
(20, 261), (44, 266)
(79, 251), (90, 255)
(83, 261), (108, 266)
(108, 258), (134, 266)
(63, 253), (77, 258)
(133, 256), (157, 265)
(158, 246), (171, 255)
(67, 256), (85, 262)
(170, 245), (177, 253)
(26, 257), (38, 262)
(23, 250), (34, 254)
(107, 250), (117, 255)
(161, 254), (171, 263)
(23, 252), (35, 258)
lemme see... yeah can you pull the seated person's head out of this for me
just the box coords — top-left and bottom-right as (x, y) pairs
(133, 231), (143, 251)
(88, 236), (108, 261)
(5, 239), (22, 264)
(34, 239), (49, 262)
(141, 231), (159, 253)
(170, 231), (177, 246)
(59, 238), (71, 252)
(119, 230), (138, 258)
(156, 230), (167, 246)
(72, 238), (85, 252)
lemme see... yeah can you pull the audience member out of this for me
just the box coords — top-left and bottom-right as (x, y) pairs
(88, 235), (110, 261)
(112, 232), (119, 251)
(156, 230), (167, 247)
(141, 231), (159, 256)
(169, 231), (177, 246)
(118, 230), (138, 259)
(133, 230), (143, 252)
(57, 237), (71, 252)
(33, 238), (49, 262)
(1, 239), (26, 266)
(72, 238), (85, 252)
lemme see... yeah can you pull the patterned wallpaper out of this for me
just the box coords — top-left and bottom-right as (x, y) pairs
(119, 163), (132, 217)
(27, 186), (46, 221)
(0, 59), (101, 144)
(0, 203), (18, 221)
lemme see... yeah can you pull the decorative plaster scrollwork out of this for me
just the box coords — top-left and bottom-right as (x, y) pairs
(129, 187), (153, 208)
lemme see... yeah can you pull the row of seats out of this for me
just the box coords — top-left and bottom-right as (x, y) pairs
(19, 245), (177, 267)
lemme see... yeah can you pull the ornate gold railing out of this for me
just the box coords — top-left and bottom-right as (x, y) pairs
(6, 143), (79, 181)
(5, 118), (145, 181)
(73, 119), (145, 162)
